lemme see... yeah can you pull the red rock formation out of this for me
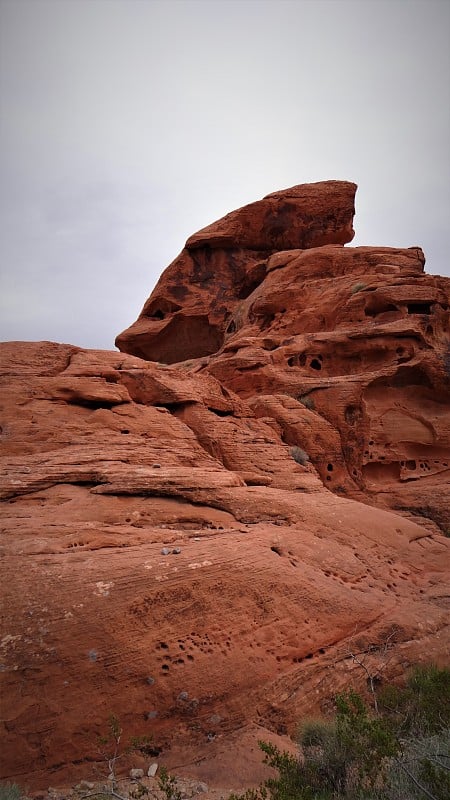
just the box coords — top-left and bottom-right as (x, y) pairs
(117, 184), (449, 536)
(1, 340), (448, 789)
(115, 181), (356, 362)
(1, 181), (449, 790)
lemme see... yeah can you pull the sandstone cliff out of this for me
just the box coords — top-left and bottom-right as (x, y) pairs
(1, 181), (449, 789)
(117, 180), (450, 535)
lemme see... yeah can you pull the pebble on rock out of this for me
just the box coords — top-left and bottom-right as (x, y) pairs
(129, 768), (144, 780)
(147, 763), (158, 777)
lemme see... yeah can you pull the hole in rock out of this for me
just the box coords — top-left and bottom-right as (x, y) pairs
(310, 358), (322, 371)
(345, 404), (361, 426)
(144, 298), (182, 319)
(207, 407), (234, 417)
(237, 262), (267, 300)
(368, 366), (432, 390)
(365, 302), (398, 317)
(271, 545), (283, 556)
(407, 302), (432, 315)
(263, 339), (279, 351)
(226, 320), (236, 334)
(67, 398), (120, 410)
(327, 463), (333, 472)
(363, 462), (401, 482)
(260, 313), (275, 330)
(406, 460), (416, 470)
(287, 356), (295, 367)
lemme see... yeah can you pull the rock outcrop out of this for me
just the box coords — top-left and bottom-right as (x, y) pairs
(115, 181), (356, 362)
(117, 182), (450, 536)
(1, 181), (449, 790)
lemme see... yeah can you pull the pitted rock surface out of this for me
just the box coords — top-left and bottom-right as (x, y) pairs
(1, 181), (449, 791)
(1, 340), (448, 790)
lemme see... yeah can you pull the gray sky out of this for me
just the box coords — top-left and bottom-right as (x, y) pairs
(1, 0), (449, 350)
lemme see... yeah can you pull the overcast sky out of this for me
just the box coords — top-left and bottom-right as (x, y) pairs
(1, 0), (449, 350)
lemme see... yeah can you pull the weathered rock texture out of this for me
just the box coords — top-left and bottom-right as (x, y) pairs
(115, 180), (356, 362)
(1, 181), (449, 790)
(117, 182), (450, 536)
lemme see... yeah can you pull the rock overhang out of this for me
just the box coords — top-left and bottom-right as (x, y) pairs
(115, 180), (358, 363)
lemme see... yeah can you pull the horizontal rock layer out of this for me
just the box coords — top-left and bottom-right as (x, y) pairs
(2, 180), (450, 789)
(0, 341), (448, 788)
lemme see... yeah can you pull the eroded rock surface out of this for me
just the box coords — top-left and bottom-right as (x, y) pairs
(1, 341), (449, 789)
(1, 181), (450, 789)
(117, 183), (449, 535)
(115, 181), (356, 362)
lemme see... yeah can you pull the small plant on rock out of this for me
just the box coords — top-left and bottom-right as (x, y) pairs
(298, 395), (315, 410)
(290, 446), (309, 466)
(0, 785), (22, 800)
(97, 714), (152, 791)
(157, 768), (183, 800)
(229, 665), (450, 800)
(351, 282), (367, 294)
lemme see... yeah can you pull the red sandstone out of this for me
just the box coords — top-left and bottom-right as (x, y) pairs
(1, 181), (449, 791)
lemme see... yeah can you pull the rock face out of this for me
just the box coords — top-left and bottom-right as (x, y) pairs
(1, 181), (449, 789)
(117, 183), (450, 536)
(115, 180), (356, 362)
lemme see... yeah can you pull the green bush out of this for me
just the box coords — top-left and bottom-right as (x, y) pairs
(230, 665), (450, 800)
(290, 446), (309, 466)
(0, 785), (22, 800)
(379, 662), (450, 736)
(350, 282), (367, 294)
(157, 768), (183, 800)
(298, 395), (315, 410)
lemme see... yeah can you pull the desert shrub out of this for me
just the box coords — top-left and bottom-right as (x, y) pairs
(97, 713), (153, 786)
(290, 446), (309, 466)
(351, 282), (367, 294)
(0, 786), (22, 800)
(381, 728), (450, 800)
(298, 395), (315, 410)
(157, 767), (183, 800)
(379, 662), (450, 736)
(230, 665), (450, 800)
